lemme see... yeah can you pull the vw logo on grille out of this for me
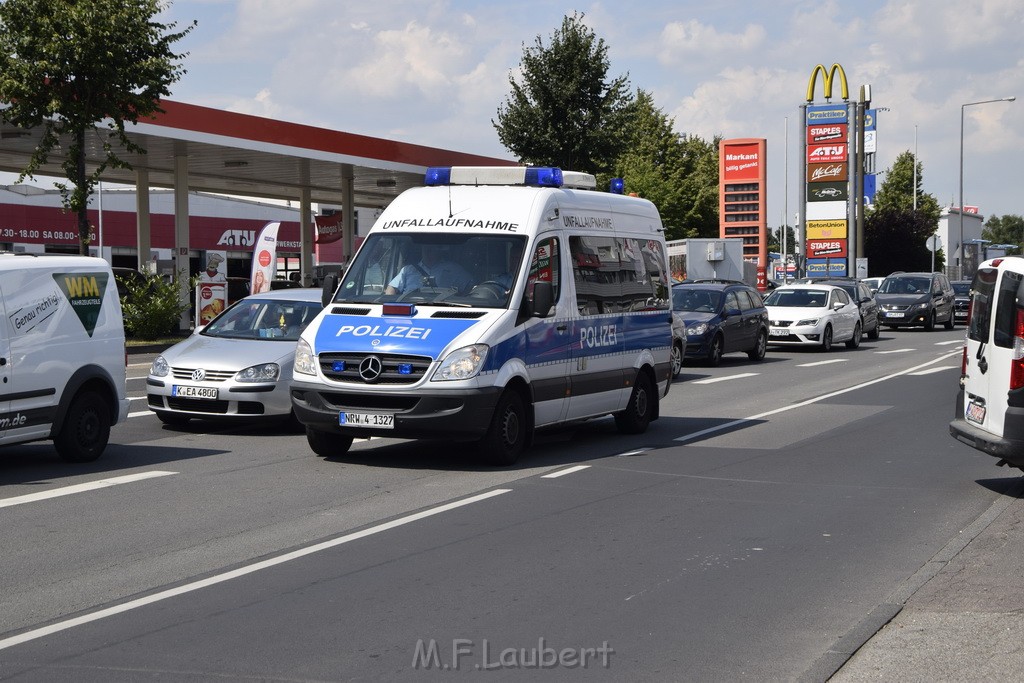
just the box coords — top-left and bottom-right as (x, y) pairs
(359, 356), (383, 382)
(191, 368), (206, 381)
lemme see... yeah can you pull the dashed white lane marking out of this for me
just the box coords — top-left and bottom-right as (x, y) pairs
(0, 471), (177, 509)
(796, 359), (849, 368)
(935, 340), (964, 346)
(909, 366), (958, 376)
(875, 348), (915, 354)
(0, 488), (512, 651)
(692, 372), (759, 385)
(542, 465), (591, 478)
(675, 350), (959, 443)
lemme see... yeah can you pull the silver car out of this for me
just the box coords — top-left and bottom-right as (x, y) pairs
(147, 288), (323, 426)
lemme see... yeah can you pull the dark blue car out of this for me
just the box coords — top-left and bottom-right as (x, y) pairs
(672, 281), (769, 366)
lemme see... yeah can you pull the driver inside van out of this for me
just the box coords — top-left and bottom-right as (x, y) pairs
(385, 244), (473, 295)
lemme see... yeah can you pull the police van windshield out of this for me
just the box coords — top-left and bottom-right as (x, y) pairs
(335, 233), (528, 308)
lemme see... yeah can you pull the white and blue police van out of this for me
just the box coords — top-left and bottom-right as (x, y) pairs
(291, 166), (673, 465)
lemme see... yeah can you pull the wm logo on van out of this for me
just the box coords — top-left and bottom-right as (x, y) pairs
(52, 272), (109, 337)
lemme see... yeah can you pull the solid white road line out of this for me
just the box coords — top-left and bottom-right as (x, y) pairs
(0, 488), (512, 651)
(541, 465), (591, 478)
(692, 372), (759, 385)
(0, 471), (177, 509)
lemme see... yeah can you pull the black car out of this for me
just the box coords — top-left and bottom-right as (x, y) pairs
(672, 281), (769, 366)
(875, 271), (955, 330)
(798, 277), (880, 340)
(951, 280), (971, 325)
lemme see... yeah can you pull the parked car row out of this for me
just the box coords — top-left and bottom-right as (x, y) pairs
(670, 271), (961, 369)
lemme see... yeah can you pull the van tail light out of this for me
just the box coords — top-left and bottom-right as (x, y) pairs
(1011, 307), (1024, 390)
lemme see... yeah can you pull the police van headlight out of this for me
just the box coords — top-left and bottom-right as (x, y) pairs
(433, 344), (488, 381)
(235, 363), (280, 383)
(151, 355), (169, 377)
(294, 338), (317, 376)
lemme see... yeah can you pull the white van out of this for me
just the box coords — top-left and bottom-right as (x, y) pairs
(291, 166), (673, 465)
(950, 256), (1024, 469)
(0, 254), (129, 461)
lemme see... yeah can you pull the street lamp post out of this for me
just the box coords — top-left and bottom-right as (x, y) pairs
(959, 97), (1015, 279)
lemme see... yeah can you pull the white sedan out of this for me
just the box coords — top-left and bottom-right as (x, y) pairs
(763, 284), (862, 351)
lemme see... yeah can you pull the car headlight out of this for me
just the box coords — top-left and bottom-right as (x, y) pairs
(796, 318), (820, 326)
(151, 355), (169, 377)
(914, 302), (930, 311)
(432, 344), (488, 381)
(294, 338), (316, 376)
(235, 363), (280, 383)
(686, 322), (709, 336)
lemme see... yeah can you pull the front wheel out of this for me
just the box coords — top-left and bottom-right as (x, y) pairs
(944, 311), (956, 330)
(479, 390), (528, 466)
(845, 322), (862, 349)
(867, 318), (880, 340)
(924, 310), (936, 331)
(670, 341), (684, 379)
(55, 390), (111, 463)
(615, 372), (656, 435)
(706, 334), (724, 367)
(748, 329), (767, 361)
(820, 325), (833, 352)
(306, 427), (353, 457)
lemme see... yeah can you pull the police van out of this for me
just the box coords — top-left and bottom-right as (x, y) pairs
(291, 166), (673, 465)
(0, 254), (130, 461)
(950, 256), (1024, 469)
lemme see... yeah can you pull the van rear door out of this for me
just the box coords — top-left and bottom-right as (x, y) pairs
(962, 266), (1019, 439)
(0, 291), (10, 441)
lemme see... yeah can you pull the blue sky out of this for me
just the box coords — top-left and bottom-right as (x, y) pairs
(11, 0), (1024, 225)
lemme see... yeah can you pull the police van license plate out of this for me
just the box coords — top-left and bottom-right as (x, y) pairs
(340, 412), (394, 429)
(966, 401), (986, 425)
(172, 385), (218, 400)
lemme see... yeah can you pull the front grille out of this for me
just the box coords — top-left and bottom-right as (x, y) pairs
(318, 352), (431, 385)
(170, 367), (235, 382)
(317, 392), (420, 411)
(167, 397), (230, 413)
(770, 320), (792, 328)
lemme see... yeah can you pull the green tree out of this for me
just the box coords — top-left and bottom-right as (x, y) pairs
(0, 0), (195, 255)
(869, 150), (941, 224)
(864, 150), (942, 273)
(493, 12), (633, 175)
(598, 90), (720, 240)
(982, 214), (1024, 252)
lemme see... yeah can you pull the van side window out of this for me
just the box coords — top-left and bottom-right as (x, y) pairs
(570, 235), (616, 315)
(992, 270), (1024, 348)
(526, 236), (560, 306)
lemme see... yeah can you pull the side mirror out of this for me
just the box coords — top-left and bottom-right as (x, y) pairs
(321, 274), (338, 308)
(530, 281), (553, 317)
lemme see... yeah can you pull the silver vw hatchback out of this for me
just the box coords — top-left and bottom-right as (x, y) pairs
(147, 288), (323, 427)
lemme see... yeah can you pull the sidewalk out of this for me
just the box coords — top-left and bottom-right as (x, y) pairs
(828, 478), (1024, 682)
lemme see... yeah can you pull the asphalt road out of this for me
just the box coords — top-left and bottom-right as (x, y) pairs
(0, 327), (1014, 681)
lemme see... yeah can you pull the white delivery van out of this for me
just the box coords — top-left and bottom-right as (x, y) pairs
(291, 166), (673, 465)
(950, 256), (1024, 469)
(0, 253), (129, 461)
